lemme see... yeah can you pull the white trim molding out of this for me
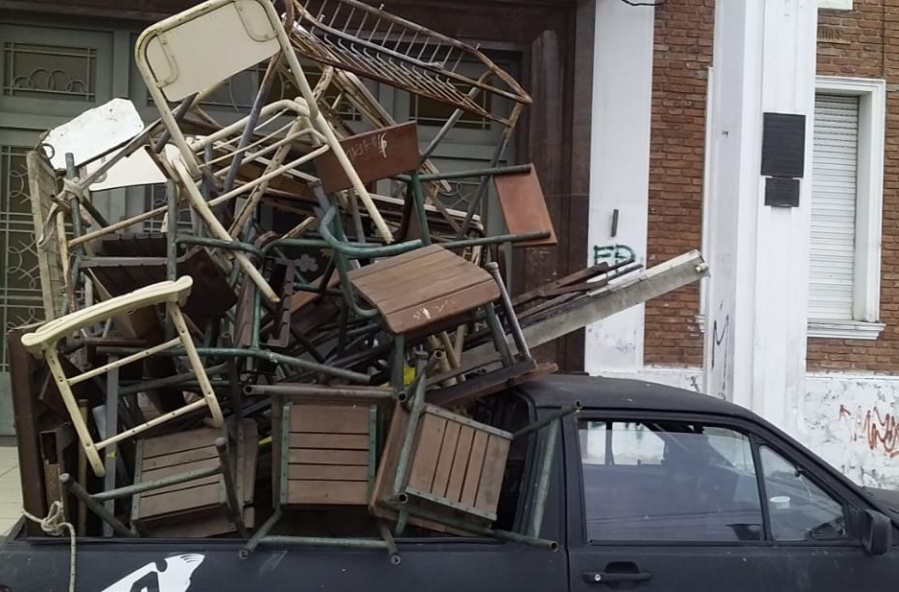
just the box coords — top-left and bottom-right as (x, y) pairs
(818, 0), (852, 10)
(807, 320), (885, 340)
(810, 75), (886, 340)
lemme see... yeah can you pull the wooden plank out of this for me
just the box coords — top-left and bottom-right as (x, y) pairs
(430, 420), (461, 498)
(384, 279), (499, 335)
(142, 508), (255, 538)
(460, 429), (489, 508)
(369, 403), (407, 511)
(142, 445), (216, 471)
(139, 474), (222, 500)
(407, 413), (446, 492)
(289, 433), (370, 450)
(350, 249), (459, 292)
(7, 327), (49, 536)
(474, 434), (511, 513)
(494, 167), (558, 247)
(289, 404), (370, 434)
(140, 482), (220, 518)
(27, 151), (67, 321)
(140, 456), (219, 484)
(289, 448), (371, 465)
(288, 463), (368, 481)
(141, 427), (219, 459)
(315, 122), (420, 194)
(375, 262), (492, 317)
(353, 252), (473, 300)
(287, 480), (370, 505)
(445, 425), (475, 503)
(347, 244), (447, 283)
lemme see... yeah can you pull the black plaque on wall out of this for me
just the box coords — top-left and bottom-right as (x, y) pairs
(764, 177), (801, 208)
(761, 113), (806, 178)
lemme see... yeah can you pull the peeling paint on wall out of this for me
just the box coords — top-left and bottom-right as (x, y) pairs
(805, 374), (899, 488)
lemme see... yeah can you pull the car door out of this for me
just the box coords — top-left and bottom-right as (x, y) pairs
(748, 435), (899, 591)
(566, 410), (899, 592)
(566, 411), (783, 592)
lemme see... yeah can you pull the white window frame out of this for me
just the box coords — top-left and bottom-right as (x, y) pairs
(808, 76), (886, 340)
(818, 0), (853, 10)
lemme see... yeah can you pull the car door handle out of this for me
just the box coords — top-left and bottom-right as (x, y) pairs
(583, 571), (652, 584)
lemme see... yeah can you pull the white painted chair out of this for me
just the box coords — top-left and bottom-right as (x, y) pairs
(133, 0), (394, 265)
(20, 276), (223, 477)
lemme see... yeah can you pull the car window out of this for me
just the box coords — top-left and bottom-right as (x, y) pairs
(579, 420), (764, 542)
(759, 445), (849, 542)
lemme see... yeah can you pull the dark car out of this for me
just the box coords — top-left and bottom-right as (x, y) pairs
(2, 374), (897, 591)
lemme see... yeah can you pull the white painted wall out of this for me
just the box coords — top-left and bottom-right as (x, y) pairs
(805, 374), (899, 488)
(703, 0), (817, 436)
(584, 0), (655, 374)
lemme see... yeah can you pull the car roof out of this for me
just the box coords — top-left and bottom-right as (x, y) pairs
(517, 373), (758, 421)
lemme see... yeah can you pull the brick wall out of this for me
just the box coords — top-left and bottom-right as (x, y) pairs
(643, 0), (713, 366)
(645, 0), (899, 373)
(809, 1), (897, 371)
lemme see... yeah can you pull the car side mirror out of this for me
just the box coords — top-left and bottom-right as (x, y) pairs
(859, 509), (891, 556)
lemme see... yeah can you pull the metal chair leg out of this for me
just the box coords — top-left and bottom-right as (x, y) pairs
(486, 261), (531, 360)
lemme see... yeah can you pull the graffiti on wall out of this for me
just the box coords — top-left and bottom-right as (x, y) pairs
(592, 243), (636, 267)
(838, 404), (899, 459)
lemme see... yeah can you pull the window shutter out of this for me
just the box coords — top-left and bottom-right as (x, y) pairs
(809, 94), (859, 321)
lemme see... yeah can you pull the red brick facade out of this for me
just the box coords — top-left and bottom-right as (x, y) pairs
(810, 2), (898, 371)
(645, 0), (899, 372)
(644, 0), (713, 367)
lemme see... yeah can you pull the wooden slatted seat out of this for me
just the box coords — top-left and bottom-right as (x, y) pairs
(132, 420), (258, 537)
(348, 244), (500, 336)
(273, 402), (379, 508)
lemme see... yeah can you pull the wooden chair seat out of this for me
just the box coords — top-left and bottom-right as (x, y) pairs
(347, 245), (499, 336)
(133, 420), (258, 537)
(273, 401), (378, 507)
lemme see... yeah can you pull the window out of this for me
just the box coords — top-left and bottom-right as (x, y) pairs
(579, 419), (856, 546)
(808, 77), (885, 340)
(818, 0), (852, 9)
(759, 446), (848, 542)
(579, 420), (763, 542)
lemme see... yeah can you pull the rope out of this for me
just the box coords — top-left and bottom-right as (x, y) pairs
(22, 501), (76, 592)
